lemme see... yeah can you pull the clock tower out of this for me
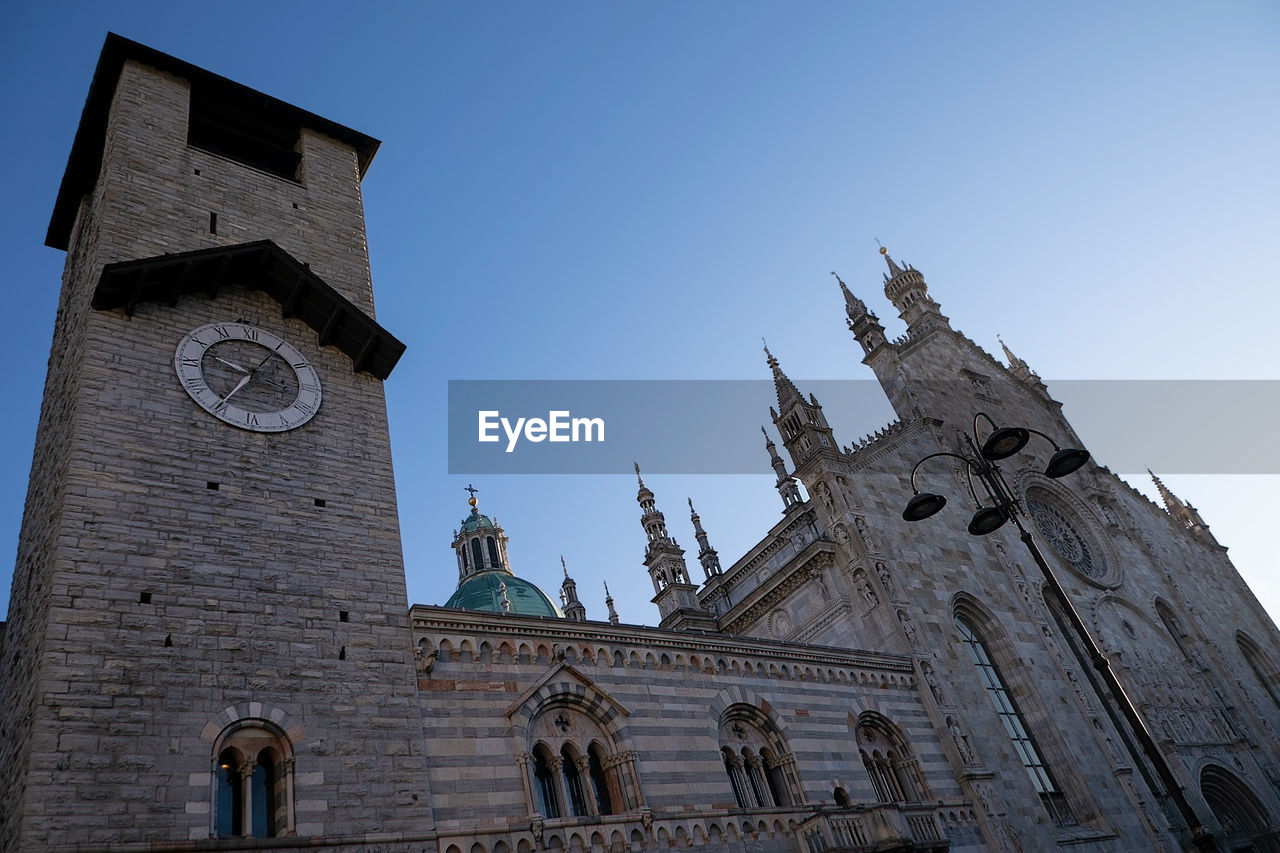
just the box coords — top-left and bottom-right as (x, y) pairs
(0, 34), (430, 848)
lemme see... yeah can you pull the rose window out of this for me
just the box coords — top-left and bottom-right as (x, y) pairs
(1026, 497), (1098, 578)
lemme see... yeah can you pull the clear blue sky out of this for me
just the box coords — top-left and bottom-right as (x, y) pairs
(2, 2), (1278, 627)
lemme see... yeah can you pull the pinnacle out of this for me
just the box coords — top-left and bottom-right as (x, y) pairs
(1148, 469), (1184, 515)
(834, 270), (868, 318)
(763, 343), (804, 410)
(880, 246), (904, 277)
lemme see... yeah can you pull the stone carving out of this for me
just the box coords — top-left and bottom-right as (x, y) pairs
(854, 517), (874, 551)
(1026, 496), (1100, 579)
(531, 817), (545, 848)
(897, 609), (921, 650)
(875, 561), (897, 597)
(852, 568), (878, 608)
(815, 481), (835, 515)
(947, 715), (975, 763)
(769, 608), (793, 639)
(921, 661), (945, 705)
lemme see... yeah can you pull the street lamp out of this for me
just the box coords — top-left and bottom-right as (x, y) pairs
(902, 412), (1214, 850)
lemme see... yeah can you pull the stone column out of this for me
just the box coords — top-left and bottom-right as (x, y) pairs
(575, 755), (599, 815)
(516, 752), (536, 816)
(548, 755), (570, 818)
(239, 761), (256, 836)
(282, 756), (296, 835)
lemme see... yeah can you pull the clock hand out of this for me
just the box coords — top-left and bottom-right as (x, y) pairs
(220, 372), (253, 405)
(244, 351), (289, 392)
(252, 374), (288, 393)
(213, 356), (252, 375)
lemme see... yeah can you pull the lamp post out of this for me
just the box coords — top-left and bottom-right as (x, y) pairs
(903, 413), (1214, 850)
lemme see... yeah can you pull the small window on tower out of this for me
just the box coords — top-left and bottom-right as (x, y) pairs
(187, 83), (302, 182)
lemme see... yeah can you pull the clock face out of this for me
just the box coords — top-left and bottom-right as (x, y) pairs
(174, 322), (322, 432)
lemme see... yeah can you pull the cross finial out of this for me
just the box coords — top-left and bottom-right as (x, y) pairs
(763, 339), (778, 369)
(465, 484), (478, 499)
(831, 270), (845, 287)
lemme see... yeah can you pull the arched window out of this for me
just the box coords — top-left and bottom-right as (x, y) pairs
(487, 536), (500, 567)
(215, 748), (243, 838)
(1201, 764), (1276, 848)
(1238, 632), (1280, 714)
(525, 704), (633, 820)
(251, 750), (278, 837)
(742, 747), (772, 807)
(587, 743), (614, 815)
(722, 747), (750, 808)
(470, 539), (484, 572)
(854, 713), (926, 804)
(532, 745), (561, 818)
(719, 705), (800, 810)
(955, 613), (1074, 826)
(562, 744), (589, 817)
(760, 746), (789, 806)
(213, 720), (293, 838)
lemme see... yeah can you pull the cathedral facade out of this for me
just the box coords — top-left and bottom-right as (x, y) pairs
(2, 34), (1280, 853)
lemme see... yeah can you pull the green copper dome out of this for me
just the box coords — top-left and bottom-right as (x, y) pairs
(443, 570), (563, 618)
(459, 508), (497, 532)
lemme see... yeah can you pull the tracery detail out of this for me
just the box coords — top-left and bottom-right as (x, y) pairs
(1026, 496), (1098, 578)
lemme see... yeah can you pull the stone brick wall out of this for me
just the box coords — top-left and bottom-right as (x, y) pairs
(411, 608), (982, 852)
(2, 56), (431, 848)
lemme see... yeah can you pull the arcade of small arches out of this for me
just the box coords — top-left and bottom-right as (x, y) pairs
(437, 807), (982, 853)
(414, 634), (915, 690)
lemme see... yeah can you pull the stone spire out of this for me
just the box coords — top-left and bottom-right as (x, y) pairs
(688, 498), (722, 579)
(635, 462), (669, 544)
(834, 271), (868, 319)
(999, 334), (1041, 384)
(559, 556), (586, 622)
(764, 342), (804, 412)
(635, 463), (716, 631)
(879, 245), (948, 333)
(836, 271), (888, 357)
(763, 426), (804, 512)
(1149, 469), (1213, 537)
(766, 348), (838, 470)
(604, 582), (620, 625)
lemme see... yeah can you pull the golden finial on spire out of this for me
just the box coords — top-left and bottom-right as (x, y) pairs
(465, 483), (479, 508)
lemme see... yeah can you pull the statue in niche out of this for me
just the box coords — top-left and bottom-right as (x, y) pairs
(921, 661), (945, 704)
(875, 561), (897, 597)
(947, 715), (975, 763)
(897, 610), (921, 650)
(855, 516), (874, 550)
(809, 567), (830, 602)
(852, 569), (878, 607)
(815, 481), (835, 515)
